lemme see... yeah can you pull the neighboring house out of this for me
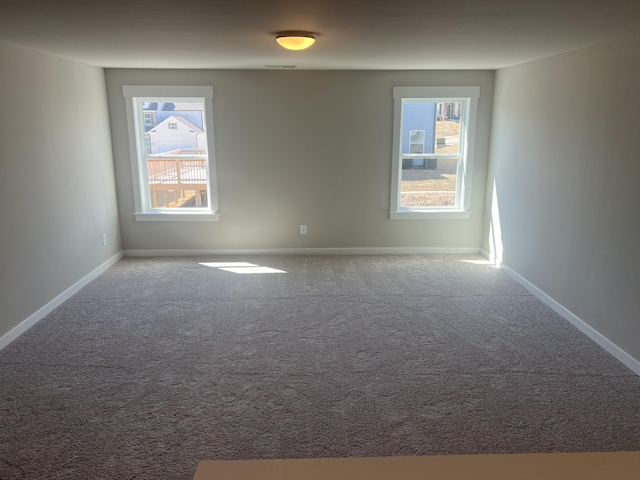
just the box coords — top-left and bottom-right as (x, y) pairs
(401, 101), (461, 167)
(142, 102), (204, 128)
(142, 102), (206, 153)
(401, 101), (437, 156)
(401, 102), (462, 155)
(146, 115), (206, 154)
(437, 102), (461, 121)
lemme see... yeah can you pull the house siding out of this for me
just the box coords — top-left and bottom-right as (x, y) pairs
(401, 101), (436, 155)
(148, 115), (206, 153)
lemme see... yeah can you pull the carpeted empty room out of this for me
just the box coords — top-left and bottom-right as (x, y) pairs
(1, 254), (639, 479)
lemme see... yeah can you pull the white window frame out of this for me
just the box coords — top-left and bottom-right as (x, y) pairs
(123, 85), (219, 222)
(390, 86), (479, 220)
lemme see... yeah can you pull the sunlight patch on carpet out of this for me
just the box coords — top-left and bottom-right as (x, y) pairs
(459, 258), (499, 268)
(199, 262), (287, 274)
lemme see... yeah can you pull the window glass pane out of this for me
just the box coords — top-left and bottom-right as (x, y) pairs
(141, 100), (209, 209)
(435, 102), (461, 154)
(398, 99), (464, 208)
(400, 157), (458, 208)
(400, 100), (463, 155)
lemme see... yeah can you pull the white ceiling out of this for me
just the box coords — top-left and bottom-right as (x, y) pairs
(1, 0), (638, 70)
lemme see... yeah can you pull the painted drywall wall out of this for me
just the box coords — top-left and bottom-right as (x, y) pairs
(105, 69), (493, 251)
(484, 36), (640, 361)
(0, 42), (121, 338)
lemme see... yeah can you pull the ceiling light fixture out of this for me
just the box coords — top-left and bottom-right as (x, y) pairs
(275, 31), (317, 51)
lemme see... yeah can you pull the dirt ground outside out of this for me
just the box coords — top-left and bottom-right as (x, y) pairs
(401, 157), (458, 207)
(436, 120), (460, 137)
(435, 120), (461, 155)
(398, 120), (460, 207)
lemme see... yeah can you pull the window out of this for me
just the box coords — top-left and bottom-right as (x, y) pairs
(123, 86), (219, 221)
(143, 112), (154, 126)
(391, 86), (479, 219)
(409, 130), (425, 153)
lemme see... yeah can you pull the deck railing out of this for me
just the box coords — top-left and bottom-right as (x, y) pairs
(146, 156), (207, 208)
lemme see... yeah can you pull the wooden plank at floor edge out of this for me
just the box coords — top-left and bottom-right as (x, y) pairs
(193, 452), (640, 480)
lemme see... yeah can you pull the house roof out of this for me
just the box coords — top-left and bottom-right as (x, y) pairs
(0, 0), (638, 70)
(151, 115), (204, 134)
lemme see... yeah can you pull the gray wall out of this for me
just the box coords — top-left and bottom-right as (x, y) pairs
(0, 42), (120, 338)
(484, 36), (640, 361)
(105, 70), (494, 251)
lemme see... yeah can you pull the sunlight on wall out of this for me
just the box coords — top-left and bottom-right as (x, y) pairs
(488, 179), (504, 266)
(199, 262), (287, 274)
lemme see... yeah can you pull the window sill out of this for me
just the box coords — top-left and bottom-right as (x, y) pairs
(390, 209), (471, 220)
(134, 211), (220, 222)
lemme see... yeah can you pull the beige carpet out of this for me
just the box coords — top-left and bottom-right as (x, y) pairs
(1, 255), (639, 479)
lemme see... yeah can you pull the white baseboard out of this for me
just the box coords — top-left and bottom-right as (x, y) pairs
(123, 247), (482, 257)
(501, 264), (640, 377)
(0, 251), (123, 351)
(6, 250), (637, 378)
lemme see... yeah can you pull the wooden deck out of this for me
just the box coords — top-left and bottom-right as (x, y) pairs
(147, 157), (207, 208)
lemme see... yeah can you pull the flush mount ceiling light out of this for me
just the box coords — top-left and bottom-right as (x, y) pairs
(275, 31), (317, 51)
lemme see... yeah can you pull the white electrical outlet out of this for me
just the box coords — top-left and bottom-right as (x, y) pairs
(102, 234), (107, 246)
(300, 225), (307, 235)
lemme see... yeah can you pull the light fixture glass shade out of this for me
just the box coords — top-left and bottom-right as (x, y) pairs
(275, 31), (316, 51)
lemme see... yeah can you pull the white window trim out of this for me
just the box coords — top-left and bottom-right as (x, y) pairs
(123, 86), (219, 221)
(390, 86), (479, 220)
